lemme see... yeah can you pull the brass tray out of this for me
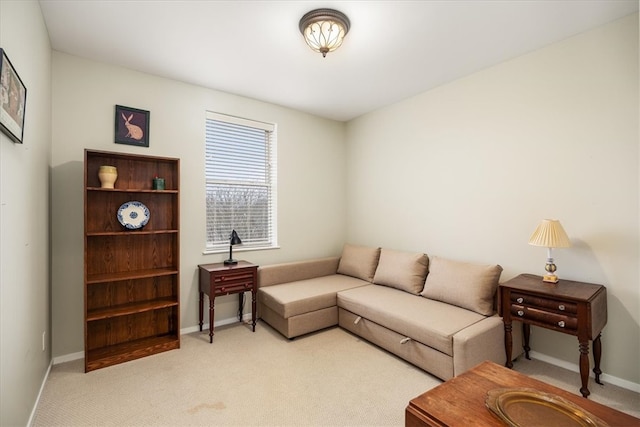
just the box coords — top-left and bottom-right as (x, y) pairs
(485, 388), (608, 427)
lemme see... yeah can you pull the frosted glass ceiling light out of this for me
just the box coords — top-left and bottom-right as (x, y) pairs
(299, 8), (350, 58)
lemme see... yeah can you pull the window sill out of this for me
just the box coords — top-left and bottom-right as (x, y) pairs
(202, 245), (280, 256)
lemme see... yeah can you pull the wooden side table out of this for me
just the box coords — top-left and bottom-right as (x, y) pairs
(198, 261), (258, 343)
(498, 274), (607, 398)
(405, 361), (639, 426)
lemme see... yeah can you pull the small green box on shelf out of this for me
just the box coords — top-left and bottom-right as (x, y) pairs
(152, 176), (165, 190)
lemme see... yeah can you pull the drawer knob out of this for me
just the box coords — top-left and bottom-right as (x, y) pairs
(221, 287), (226, 292)
(516, 297), (524, 304)
(558, 304), (565, 311)
(558, 321), (565, 328)
(517, 310), (524, 317)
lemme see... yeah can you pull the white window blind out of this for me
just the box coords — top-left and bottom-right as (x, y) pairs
(205, 112), (277, 251)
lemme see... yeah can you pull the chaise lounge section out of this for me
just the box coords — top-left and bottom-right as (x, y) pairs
(257, 244), (523, 380)
(257, 256), (366, 339)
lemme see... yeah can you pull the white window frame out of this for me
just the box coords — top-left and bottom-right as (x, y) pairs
(204, 111), (278, 254)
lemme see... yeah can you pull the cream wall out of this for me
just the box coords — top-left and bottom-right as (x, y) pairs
(0, 1), (52, 425)
(3, 5), (637, 423)
(346, 14), (639, 385)
(51, 52), (347, 358)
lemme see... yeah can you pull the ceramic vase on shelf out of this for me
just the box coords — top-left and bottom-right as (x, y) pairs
(98, 165), (118, 189)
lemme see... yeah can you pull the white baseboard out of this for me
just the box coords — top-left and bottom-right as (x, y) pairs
(529, 351), (640, 393)
(52, 350), (84, 365)
(50, 320), (640, 394)
(180, 313), (253, 335)
(27, 360), (52, 427)
(52, 314), (254, 364)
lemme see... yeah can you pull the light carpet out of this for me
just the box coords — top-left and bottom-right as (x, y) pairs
(33, 322), (639, 426)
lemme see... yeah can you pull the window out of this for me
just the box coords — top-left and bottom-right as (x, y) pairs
(205, 112), (277, 252)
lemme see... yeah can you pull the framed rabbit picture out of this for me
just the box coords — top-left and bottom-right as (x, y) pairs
(114, 105), (150, 147)
(0, 48), (27, 144)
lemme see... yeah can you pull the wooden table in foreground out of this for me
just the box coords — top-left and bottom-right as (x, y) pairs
(406, 361), (639, 427)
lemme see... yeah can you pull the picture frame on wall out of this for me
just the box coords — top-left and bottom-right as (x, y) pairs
(114, 104), (150, 147)
(0, 48), (27, 144)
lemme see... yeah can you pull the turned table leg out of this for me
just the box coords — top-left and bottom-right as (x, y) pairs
(504, 321), (513, 368)
(593, 334), (603, 385)
(251, 288), (257, 332)
(523, 323), (531, 360)
(579, 339), (591, 398)
(209, 296), (215, 344)
(198, 291), (204, 332)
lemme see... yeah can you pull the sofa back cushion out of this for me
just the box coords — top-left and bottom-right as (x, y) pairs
(420, 256), (502, 316)
(373, 249), (429, 294)
(337, 244), (381, 282)
(258, 257), (340, 288)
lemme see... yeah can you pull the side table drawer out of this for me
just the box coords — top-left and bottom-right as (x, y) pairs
(214, 282), (253, 296)
(214, 271), (254, 284)
(510, 304), (578, 332)
(511, 292), (577, 314)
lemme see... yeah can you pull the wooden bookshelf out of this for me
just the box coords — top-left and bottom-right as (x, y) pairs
(84, 149), (180, 372)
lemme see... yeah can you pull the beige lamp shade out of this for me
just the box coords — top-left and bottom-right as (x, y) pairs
(528, 219), (571, 248)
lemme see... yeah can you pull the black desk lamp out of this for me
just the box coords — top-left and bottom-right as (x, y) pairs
(224, 230), (242, 265)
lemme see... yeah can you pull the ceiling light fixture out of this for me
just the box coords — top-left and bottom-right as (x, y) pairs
(299, 8), (350, 58)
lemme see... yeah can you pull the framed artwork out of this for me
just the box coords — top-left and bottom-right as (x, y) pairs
(115, 104), (149, 147)
(0, 48), (27, 144)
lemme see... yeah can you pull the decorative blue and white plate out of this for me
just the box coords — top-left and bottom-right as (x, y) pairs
(117, 201), (150, 230)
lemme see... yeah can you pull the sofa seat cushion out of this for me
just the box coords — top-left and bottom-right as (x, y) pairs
(259, 274), (368, 319)
(337, 285), (486, 356)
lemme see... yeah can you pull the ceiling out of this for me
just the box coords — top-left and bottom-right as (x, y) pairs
(39, 1), (638, 122)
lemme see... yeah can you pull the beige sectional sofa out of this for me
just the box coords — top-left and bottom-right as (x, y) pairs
(257, 244), (523, 380)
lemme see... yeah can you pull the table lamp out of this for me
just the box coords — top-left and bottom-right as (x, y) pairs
(224, 230), (242, 265)
(528, 219), (571, 283)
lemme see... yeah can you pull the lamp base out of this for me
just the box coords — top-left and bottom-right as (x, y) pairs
(542, 274), (559, 283)
(224, 259), (238, 266)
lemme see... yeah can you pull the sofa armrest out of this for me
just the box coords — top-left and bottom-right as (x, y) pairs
(452, 314), (524, 376)
(258, 257), (340, 288)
